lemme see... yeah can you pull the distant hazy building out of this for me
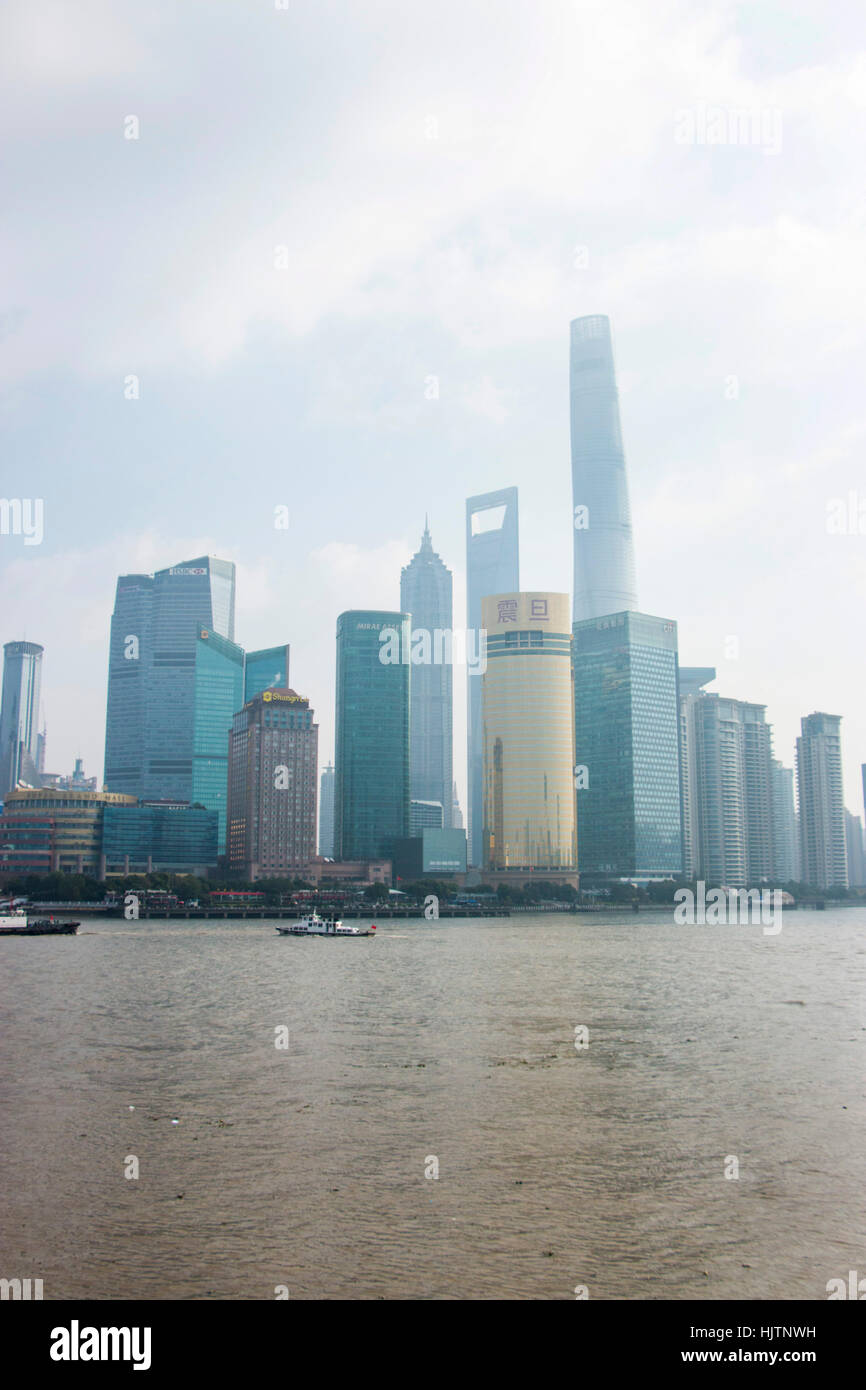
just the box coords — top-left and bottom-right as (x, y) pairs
(466, 488), (519, 866)
(400, 521), (453, 828)
(40, 758), (99, 794)
(451, 781), (463, 830)
(318, 762), (335, 858)
(227, 689), (318, 879)
(796, 713), (848, 889)
(679, 667), (716, 879)
(335, 611), (409, 861)
(0, 641), (44, 794)
(481, 592), (577, 882)
(771, 761), (800, 883)
(574, 611), (681, 880)
(844, 810), (866, 887)
(570, 315), (638, 624)
(410, 799), (444, 833)
(681, 694), (774, 886)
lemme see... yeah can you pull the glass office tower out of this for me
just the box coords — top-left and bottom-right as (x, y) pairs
(192, 627), (245, 843)
(335, 611), (409, 861)
(244, 645), (290, 702)
(481, 593), (576, 873)
(573, 611), (682, 878)
(0, 641), (44, 794)
(105, 556), (237, 801)
(570, 316), (638, 624)
(400, 521), (453, 827)
(466, 488), (519, 865)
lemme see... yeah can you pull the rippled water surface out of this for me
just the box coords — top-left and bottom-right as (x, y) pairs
(1, 909), (864, 1299)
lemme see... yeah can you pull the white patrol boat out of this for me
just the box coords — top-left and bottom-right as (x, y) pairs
(0, 908), (79, 936)
(275, 911), (376, 938)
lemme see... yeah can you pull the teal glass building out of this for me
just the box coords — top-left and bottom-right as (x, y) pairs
(104, 556), (237, 803)
(244, 645), (290, 702)
(102, 803), (219, 871)
(335, 611), (410, 861)
(573, 611), (682, 878)
(192, 628), (245, 843)
(104, 555), (290, 846)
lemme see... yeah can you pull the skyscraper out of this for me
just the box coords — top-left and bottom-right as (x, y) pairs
(573, 611), (681, 879)
(192, 627), (245, 843)
(796, 713), (848, 889)
(0, 641), (44, 794)
(335, 610), (410, 861)
(244, 645), (290, 702)
(570, 315), (638, 624)
(104, 556), (237, 802)
(400, 521), (453, 827)
(319, 762), (335, 857)
(681, 693), (774, 886)
(771, 760), (800, 883)
(844, 810), (865, 888)
(481, 592), (577, 879)
(466, 488), (519, 866)
(679, 666), (716, 879)
(227, 689), (318, 878)
(104, 556), (290, 844)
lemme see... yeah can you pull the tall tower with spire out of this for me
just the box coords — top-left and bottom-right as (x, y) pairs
(570, 315), (638, 622)
(400, 521), (453, 828)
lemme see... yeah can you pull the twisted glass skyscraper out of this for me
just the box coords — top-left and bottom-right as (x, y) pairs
(570, 315), (638, 623)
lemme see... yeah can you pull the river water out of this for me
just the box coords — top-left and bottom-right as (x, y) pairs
(1, 908), (863, 1300)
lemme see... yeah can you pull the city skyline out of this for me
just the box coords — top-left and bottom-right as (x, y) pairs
(3, 5), (865, 828)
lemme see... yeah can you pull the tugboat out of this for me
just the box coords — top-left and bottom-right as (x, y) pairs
(275, 911), (376, 938)
(0, 909), (79, 936)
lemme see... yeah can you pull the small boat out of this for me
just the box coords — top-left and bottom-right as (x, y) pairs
(0, 910), (79, 937)
(275, 911), (376, 938)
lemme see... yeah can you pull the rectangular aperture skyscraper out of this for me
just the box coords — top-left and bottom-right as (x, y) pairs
(466, 488), (519, 866)
(0, 641), (44, 794)
(573, 611), (681, 879)
(335, 611), (410, 861)
(570, 316), (638, 624)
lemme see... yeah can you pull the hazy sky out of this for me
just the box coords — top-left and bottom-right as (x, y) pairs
(2, 0), (865, 818)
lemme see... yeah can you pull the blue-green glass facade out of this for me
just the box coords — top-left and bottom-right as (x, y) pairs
(102, 804), (219, 869)
(104, 556), (236, 801)
(192, 629), (245, 844)
(335, 611), (409, 861)
(244, 645), (290, 702)
(573, 611), (682, 877)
